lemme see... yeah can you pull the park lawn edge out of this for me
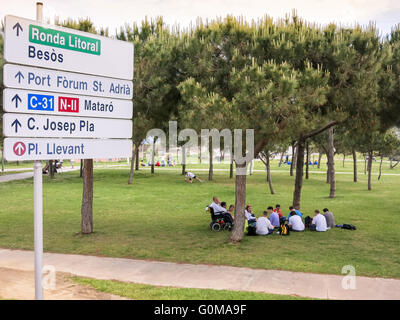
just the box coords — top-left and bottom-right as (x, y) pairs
(70, 276), (317, 300)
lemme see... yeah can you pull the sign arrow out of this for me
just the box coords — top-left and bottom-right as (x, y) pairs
(11, 94), (22, 108)
(11, 119), (22, 133)
(13, 22), (23, 36)
(13, 142), (26, 156)
(15, 71), (24, 83)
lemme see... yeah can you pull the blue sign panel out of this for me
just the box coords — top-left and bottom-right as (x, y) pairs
(28, 93), (55, 111)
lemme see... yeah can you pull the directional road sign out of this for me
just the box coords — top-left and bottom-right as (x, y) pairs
(3, 64), (133, 99)
(3, 88), (133, 119)
(4, 15), (133, 80)
(3, 113), (132, 139)
(3, 138), (133, 161)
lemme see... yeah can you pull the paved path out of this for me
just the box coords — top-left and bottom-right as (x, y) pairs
(0, 167), (79, 183)
(0, 249), (399, 300)
(0, 267), (126, 300)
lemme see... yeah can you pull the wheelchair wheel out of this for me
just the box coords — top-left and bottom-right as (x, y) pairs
(211, 222), (221, 232)
(224, 222), (232, 231)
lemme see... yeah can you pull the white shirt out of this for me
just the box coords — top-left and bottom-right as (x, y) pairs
(312, 214), (327, 232)
(210, 202), (226, 214)
(288, 215), (305, 231)
(256, 217), (274, 235)
(245, 210), (256, 221)
(186, 172), (195, 178)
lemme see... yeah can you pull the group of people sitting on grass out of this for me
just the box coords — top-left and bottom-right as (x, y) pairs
(247, 204), (336, 235)
(209, 197), (337, 235)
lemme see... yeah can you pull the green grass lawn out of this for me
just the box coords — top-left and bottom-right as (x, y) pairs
(0, 160), (399, 279)
(71, 277), (313, 300)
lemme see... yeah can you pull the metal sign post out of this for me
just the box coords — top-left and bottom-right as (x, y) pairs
(34, 1), (44, 301)
(2, 2), (133, 300)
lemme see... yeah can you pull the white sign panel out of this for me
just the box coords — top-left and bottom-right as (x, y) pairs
(3, 113), (132, 139)
(4, 15), (133, 80)
(3, 64), (133, 100)
(3, 88), (133, 119)
(4, 137), (132, 161)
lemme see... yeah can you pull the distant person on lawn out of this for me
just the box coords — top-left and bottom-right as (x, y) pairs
(209, 197), (233, 224)
(184, 171), (202, 183)
(273, 204), (283, 218)
(209, 196), (225, 213)
(268, 206), (280, 228)
(227, 204), (235, 221)
(310, 209), (327, 232)
(323, 208), (336, 229)
(288, 206), (303, 218)
(256, 211), (275, 235)
(288, 211), (305, 232)
(245, 205), (257, 223)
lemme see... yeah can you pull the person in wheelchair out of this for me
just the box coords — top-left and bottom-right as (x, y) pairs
(208, 197), (234, 225)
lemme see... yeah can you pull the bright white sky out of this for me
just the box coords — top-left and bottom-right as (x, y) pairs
(1, 0), (399, 37)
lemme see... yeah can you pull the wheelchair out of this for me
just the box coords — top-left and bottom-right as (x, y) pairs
(207, 206), (233, 232)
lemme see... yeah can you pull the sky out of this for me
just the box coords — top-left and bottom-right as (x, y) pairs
(1, 0), (399, 37)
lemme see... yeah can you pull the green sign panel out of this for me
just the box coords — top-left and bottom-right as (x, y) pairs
(29, 24), (101, 55)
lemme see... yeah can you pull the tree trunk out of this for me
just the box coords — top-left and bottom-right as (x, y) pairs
(278, 152), (284, 167)
(290, 143), (296, 176)
(364, 155), (367, 175)
(199, 145), (202, 164)
(151, 140), (155, 174)
(317, 153), (322, 169)
(292, 139), (305, 209)
(81, 159), (93, 234)
(135, 145), (139, 171)
(266, 153), (275, 194)
(208, 142), (213, 181)
(352, 150), (358, 182)
(326, 153), (330, 184)
(128, 146), (135, 185)
(378, 156), (383, 181)
(182, 145), (186, 175)
(230, 163), (247, 243)
(49, 160), (55, 179)
(367, 151), (373, 190)
(80, 159), (83, 178)
(305, 142), (310, 180)
(343, 154), (346, 167)
(328, 127), (336, 198)
(249, 160), (253, 176)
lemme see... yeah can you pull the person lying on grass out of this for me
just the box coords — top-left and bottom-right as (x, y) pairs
(256, 211), (275, 235)
(288, 211), (305, 232)
(310, 209), (327, 232)
(184, 171), (203, 183)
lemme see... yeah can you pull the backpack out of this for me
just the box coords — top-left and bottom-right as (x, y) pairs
(279, 222), (290, 236)
(247, 224), (257, 236)
(304, 216), (313, 229)
(342, 224), (357, 230)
